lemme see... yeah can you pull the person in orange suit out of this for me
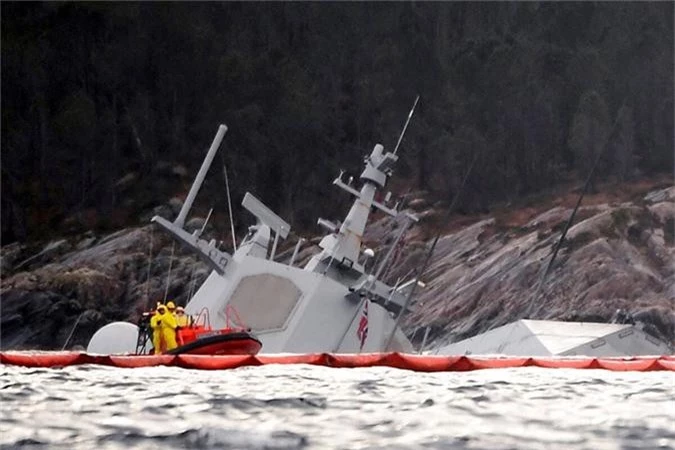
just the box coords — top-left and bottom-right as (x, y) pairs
(172, 305), (191, 346)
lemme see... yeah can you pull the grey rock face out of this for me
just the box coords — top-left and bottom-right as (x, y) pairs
(1, 186), (673, 351)
(1, 226), (209, 350)
(367, 187), (675, 350)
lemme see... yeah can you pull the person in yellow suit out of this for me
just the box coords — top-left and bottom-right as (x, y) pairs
(150, 304), (166, 354)
(166, 301), (176, 315)
(174, 306), (190, 328)
(160, 304), (178, 352)
(150, 304), (179, 353)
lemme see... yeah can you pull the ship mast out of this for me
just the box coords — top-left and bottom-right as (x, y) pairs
(310, 97), (420, 275)
(306, 143), (407, 275)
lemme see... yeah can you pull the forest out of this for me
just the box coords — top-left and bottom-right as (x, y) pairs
(2, 2), (673, 245)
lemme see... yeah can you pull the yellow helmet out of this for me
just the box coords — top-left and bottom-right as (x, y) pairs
(166, 301), (176, 310)
(157, 304), (167, 313)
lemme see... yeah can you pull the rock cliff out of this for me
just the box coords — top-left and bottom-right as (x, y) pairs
(378, 185), (675, 350)
(1, 183), (673, 351)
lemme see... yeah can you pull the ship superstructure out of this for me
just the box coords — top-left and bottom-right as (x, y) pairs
(89, 123), (419, 354)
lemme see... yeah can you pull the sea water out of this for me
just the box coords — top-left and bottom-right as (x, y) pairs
(1, 364), (673, 449)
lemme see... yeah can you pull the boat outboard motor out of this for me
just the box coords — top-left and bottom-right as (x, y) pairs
(135, 312), (154, 354)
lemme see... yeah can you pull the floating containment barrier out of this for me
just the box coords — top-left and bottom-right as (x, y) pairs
(1, 352), (674, 372)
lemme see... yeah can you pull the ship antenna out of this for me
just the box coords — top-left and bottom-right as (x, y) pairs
(186, 207), (214, 301)
(384, 151), (478, 351)
(523, 98), (627, 319)
(223, 162), (238, 252)
(393, 95), (420, 156)
(144, 226), (155, 308)
(479, 99), (629, 354)
(163, 241), (176, 302)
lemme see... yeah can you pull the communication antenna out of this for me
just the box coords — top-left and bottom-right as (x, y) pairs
(223, 163), (238, 252)
(523, 97), (628, 318)
(393, 95), (420, 155)
(384, 151), (479, 351)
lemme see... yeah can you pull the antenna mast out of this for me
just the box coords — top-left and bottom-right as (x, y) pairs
(393, 95), (420, 155)
(384, 152), (479, 351)
(223, 163), (237, 252)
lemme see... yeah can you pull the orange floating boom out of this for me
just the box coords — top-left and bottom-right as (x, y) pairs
(1, 352), (673, 372)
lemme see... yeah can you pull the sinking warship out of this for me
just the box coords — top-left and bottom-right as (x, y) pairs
(88, 117), (421, 354)
(430, 319), (670, 357)
(87, 108), (671, 358)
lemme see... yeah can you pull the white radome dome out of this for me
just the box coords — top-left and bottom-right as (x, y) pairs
(86, 322), (139, 355)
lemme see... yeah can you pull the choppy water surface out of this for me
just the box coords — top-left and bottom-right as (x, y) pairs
(1, 364), (673, 449)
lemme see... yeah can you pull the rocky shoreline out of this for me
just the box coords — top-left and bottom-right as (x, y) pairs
(1, 185), (673, 352)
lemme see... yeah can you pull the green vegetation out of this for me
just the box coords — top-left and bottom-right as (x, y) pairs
(2, 3), (673, 244)
(561, 231), (595, 252)
(611, 208), (631, 230)
(665, 218), (675, 246)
